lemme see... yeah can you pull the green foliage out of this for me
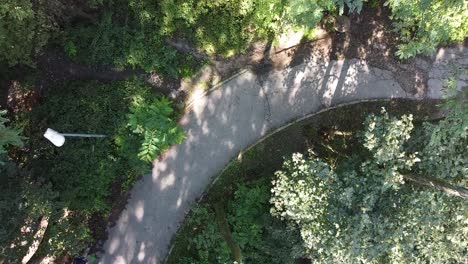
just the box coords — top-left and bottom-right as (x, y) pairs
(271, 154), (336, 226)
(30, 81), (127, 213)
(0, 0), (55, 65)
(228, 184), (268, 249)
(0, 169), (56, 262)
(283, 0), (333, 30)
(159, 0), (365, 56)
(385, 0), (468, 59)
(363, 109), (420, 190)
(333, 0), (364, 15)
(228, 182), (304, 263)
(270, 109), (468, 263)
(40, 211), (92, 257)
(171, 181), (304, 264)
(64, 40), (77, 58)
(65, 1), (197, 76)
(68, 0), (362, 69)
(127, 96), (185, 162)
(161, 0), (247, 55)
(180, 205), (231, 264)
(28, 79), (183, 212)
(0, 110), (23, 164)
(417, 104), (467, 185)
(271, 153), (343, 255)
(2, 79), (184, 258)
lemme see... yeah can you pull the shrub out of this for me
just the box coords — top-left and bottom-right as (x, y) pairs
(68, 0), (364, 70)
(181, 205), (231, 264)
(229, 182), (304, 263)
(65, 2), (197, 76)
(0, 110), (23, 164)
(126, 96), (185, 162)
(172, 181), (305, 263)
(0, 0), (56, 66)
(386, 0), (468, 59)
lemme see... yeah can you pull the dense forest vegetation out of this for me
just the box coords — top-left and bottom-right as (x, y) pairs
(1, 0), (467, 68)
(1, 0), (467, 262)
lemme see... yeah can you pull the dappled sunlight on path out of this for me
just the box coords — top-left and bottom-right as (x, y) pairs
(99, 46), (467, 264)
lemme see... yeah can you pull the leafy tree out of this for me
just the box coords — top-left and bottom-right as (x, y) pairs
(0, 0), (55, 65)
(271, 107), (467, 263)
(385, 0), (468, 59)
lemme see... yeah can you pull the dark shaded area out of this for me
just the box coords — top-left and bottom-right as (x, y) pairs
(37, 51), (142, 86)
(0, 50), (182, 118)
(33, 0), (100, 26)
(0, 80), (10, 109)
(36, 50), (181, 96)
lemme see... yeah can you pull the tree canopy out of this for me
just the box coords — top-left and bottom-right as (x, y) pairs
(271, 106), (467, 263)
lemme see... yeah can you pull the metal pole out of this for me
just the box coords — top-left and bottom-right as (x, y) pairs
(61, 133), (107, 138)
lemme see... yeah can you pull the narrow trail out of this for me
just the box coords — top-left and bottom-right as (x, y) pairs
(99, 46), (467, 264)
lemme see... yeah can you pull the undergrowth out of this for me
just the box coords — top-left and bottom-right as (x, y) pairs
(0, 79), (184, 260)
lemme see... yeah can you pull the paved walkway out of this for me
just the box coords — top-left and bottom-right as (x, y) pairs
(99, 47), (467, 264)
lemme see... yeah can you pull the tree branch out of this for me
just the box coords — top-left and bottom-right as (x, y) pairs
(403, 173), (468, 200)
(214, 203), (243, 263)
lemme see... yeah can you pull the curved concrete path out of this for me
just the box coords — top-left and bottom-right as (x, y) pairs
(99, 47), (467, 264)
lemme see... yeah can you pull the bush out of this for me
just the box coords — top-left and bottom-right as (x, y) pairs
(228, 183), (304, 263)
(0, 0), (56, 66)
(65, 1), (198, 76)
(0, 110), (23, 164)
(171, 181), (304, 263)
(386, 0), (468, 59)
(127, 96), (185, 162)
(160, 0), (353, 55)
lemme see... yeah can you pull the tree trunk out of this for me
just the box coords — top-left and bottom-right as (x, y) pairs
(403, 173), (468, 200)
(214, 203), (243, 264)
